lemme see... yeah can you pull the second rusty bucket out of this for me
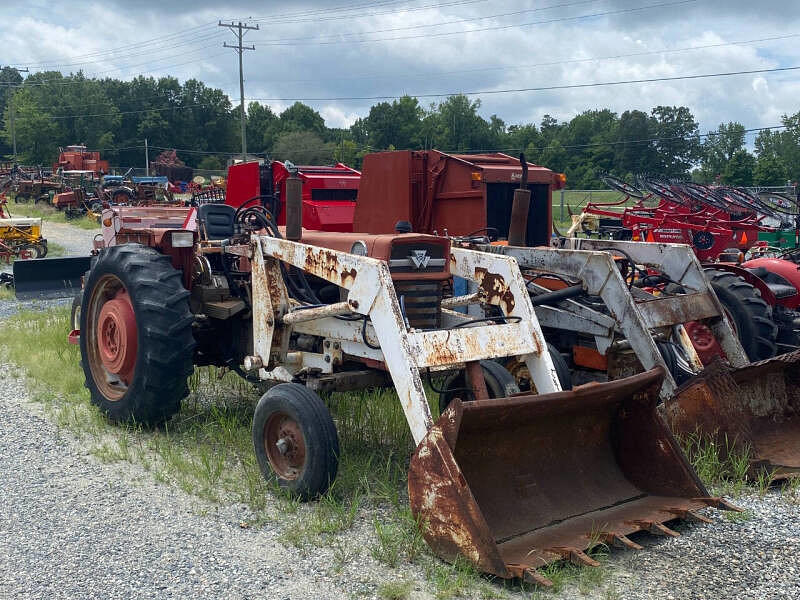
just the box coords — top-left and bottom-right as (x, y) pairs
(408, 369), (734, 585)
(667, 351), (800, 480)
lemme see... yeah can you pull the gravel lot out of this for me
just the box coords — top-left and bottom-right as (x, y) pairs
(1, 222), (799, 599)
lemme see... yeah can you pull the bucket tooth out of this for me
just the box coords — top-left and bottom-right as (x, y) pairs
(631, 520), (680, 537)
(599, 532), (643, 551)
(665, 508), (712, 524)
(522, 568), (553, 587)
(548, 546), (601, 567)
(693, 497), (743, 512)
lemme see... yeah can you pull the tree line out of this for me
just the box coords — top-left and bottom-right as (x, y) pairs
(2, 67), (798, 188)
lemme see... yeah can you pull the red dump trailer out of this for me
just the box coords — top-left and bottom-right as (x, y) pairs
(225, 161), (361, 232)
(354, 150), (565, 246)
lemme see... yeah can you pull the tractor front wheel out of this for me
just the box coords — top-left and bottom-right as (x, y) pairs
(705, 268), (778, 361)
(439, 360), (520, 414)
(252, 383), (340, 500)
(80, 243), (195, 424)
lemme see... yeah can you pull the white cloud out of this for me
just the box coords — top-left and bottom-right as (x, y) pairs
(2, 0), (799, 136)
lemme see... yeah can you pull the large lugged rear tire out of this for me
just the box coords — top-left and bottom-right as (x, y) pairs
(80, 243), (195, 425)
(705, 268), (778, 361)
(252, 383), (340, 500)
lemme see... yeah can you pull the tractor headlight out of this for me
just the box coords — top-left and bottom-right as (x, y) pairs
(171, 231), (194, 248)
(350, 240), (368, 256)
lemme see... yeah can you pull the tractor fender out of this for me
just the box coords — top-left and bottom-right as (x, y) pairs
(701, 262), (777, 305)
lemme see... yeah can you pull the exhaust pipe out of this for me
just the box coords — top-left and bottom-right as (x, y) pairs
(285, 166), (302, 242)
(508, 153), (531, 247)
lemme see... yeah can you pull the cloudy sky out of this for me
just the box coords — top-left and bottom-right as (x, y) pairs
(3, 0), (800, 141)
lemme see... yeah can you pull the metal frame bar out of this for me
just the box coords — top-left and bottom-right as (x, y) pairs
(249, 237), (560, 445)
(478, 240), (749, 398)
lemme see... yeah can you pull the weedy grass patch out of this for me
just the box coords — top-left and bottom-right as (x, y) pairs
(678, 431), (752, 496)
(9, 196), (99, 231)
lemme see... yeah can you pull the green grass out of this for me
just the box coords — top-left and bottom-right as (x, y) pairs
(678, 432), (752, 496)
(0, 285), (13, 300)
(551, 189), (633, 231)
(378, 580), (414, 600)
(8, 195), (99, 230)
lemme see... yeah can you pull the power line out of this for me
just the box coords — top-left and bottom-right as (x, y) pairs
(247, 64), (800, 102)
(10, 22), (220, 67)
(250, 0), (487, 24)
(11, 30), (226, 71)
(251, 0), (599, 41)
(250, 0), (697, 46)
(265, 32), (800, 86)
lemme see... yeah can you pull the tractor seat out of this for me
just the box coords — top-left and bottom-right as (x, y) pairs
(746, 266), (798, 299)
(197, 203), (236, 240)
(766, 283), (797, 299)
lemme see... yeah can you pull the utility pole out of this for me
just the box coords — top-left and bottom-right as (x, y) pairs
(219, 20), (258, 161)
(5, 66), (29, 163)
(144, 138), (149, 176)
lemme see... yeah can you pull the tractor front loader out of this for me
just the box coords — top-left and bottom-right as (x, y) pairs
(60, 197), (734, 584)
(477, 237), (800, 480)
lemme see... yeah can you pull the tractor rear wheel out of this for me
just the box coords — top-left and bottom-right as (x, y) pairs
(705, 268), (778, 361)
(252, 383), (340, 500)
(439, 360), (520, 414)
(80, 243), (195, 425)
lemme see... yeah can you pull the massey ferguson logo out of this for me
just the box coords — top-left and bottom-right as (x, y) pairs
(408, 249), (431, 269)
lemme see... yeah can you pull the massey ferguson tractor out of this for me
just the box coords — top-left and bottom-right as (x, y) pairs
(56, 175), (741, 586)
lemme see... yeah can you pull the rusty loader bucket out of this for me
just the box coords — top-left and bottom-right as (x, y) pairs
(667, 351), (800, 480)
(408, 368), (735, 585)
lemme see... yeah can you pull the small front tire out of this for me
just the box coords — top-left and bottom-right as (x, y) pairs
(252, 383), (339, 500)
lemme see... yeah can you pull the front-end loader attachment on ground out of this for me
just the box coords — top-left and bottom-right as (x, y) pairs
(12, 255), (91, 299)
(668, 351), (800, 479)
(409, 368), (735, 585)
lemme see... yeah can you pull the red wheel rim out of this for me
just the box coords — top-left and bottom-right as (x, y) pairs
(97, 290), (137, 382)
(85, 275), (138, 401)
(263, 412), (306, 480)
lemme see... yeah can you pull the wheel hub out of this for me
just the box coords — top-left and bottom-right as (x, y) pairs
(264, 413), (306, 480)
(96, 290), (137, 383)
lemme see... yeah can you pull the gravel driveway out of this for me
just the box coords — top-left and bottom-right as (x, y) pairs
(1, 358), (799, 599)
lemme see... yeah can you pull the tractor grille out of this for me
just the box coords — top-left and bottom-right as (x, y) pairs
(388, 242), (447, 273)
(393, 281), (442, 330)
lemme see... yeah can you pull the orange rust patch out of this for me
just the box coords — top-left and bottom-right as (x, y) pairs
(340, 268), (357, 287)
(304, 247), (343, 282)
(475, 267), (515, 313)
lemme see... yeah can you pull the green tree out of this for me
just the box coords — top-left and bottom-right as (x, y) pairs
(272, 130), (335, 164)
(699, 122), (746, 182)
(614, 110), (657, 176)
(2, 87), (63, 164)
(754, 153), (787, 185)
(278, 102), (326, 136)
(246, 102), (278, 153)
(722, 149), (756, 186)
(360, 95), (423, 150)
(650, 106), (701, 177)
